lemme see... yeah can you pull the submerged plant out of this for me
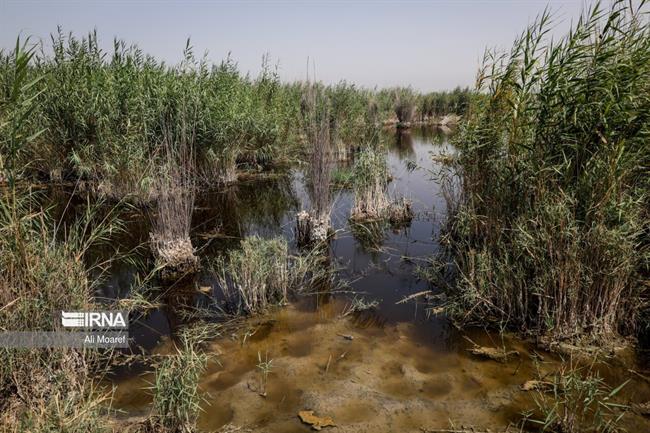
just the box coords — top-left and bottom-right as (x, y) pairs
(256, 350), (274, 397)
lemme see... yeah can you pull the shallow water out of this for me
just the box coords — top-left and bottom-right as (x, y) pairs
(102, 127), (650, 432)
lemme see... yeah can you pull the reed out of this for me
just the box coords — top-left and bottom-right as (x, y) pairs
(528, 362), (629, 433)
(150, 92), (199, 281)
(297, 83), (333, 245)
(350, 146), (390, 221)
(214, 236), (290, 314)
(443, 0), (650, 341)
(148, 327), (209, 433)
(393, 89), (416, 128)
(213, 236), (335, 315)
(0, 30), (467, 196)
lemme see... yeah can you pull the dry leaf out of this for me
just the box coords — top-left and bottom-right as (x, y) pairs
(298, 410), (336, 431)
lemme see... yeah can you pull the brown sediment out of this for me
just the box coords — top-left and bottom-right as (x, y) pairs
(111, 302), (650, 433)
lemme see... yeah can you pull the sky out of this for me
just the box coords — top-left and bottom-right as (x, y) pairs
(0, 0), (589, 91)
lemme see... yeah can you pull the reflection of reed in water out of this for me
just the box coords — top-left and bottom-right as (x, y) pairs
(193, 176), (298, 245)
(350, 308), (387, 329)
(392, 129), (415, 159)
(411, 126), (450, 146)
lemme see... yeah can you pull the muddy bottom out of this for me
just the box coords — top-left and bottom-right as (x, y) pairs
(110, 300), (650, 432)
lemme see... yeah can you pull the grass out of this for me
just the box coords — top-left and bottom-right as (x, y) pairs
(330, 166), (355, 189)
(527, 362), (629, 433)
(147, 327), (210, 433)
(442, 0), (650, 342)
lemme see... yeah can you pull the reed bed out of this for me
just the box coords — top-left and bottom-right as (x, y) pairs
(0, 32), (468, 197)
(444, 0), (650, 342)
(0, 39), (120, 431)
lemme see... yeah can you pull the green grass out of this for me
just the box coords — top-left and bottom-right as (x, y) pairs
(148, 327), (210, 433)
(527, 362), (629, 433)
(330, 166), (355, 189)
(212, 235), (337, 315)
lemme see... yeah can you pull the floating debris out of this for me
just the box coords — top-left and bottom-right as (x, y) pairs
(396, 290), (432, 304)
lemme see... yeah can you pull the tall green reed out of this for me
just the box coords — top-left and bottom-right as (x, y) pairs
(444, 1), (649, 340)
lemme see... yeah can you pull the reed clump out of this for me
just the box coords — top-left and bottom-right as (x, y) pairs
(417, 86), (471, 124)
(150, 101), (199, 281)
(0, 199), (111, 432)
(350, 146), (413, 225)
(297, 83), (333, 246)
(393, 88), (416, 129)
(215, 236), (289, 314)
(443, 1), (650, 342)
(350, 147), (390, 221)
(213, 236), (333, 315)
(0, 39), (121, 432)
(528, 362), (629, 433)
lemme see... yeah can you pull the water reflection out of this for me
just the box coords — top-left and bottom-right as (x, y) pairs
(393, 129), (415, 159)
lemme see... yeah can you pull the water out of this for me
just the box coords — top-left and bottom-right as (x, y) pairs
(96, 127), (650, 432)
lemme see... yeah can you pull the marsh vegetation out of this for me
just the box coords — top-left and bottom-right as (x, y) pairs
(1, 2), (649, 432)
(439, 0), (650, 345)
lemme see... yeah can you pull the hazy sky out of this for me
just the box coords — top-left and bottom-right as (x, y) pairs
(0, 0), (589, 91)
